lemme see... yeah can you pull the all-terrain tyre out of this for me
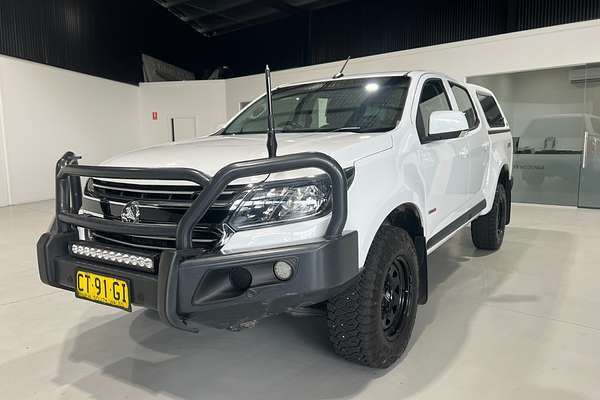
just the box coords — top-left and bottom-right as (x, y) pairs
(326, 225), (419, 368)
(471, 183), (507, 250)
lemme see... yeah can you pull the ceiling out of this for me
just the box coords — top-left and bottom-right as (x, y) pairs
(153, 0), (352, 37)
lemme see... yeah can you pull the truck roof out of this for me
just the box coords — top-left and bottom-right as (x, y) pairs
(276, 70), (459, 89)
(466, 82), (494, 95)
(276, 71), (495, 96)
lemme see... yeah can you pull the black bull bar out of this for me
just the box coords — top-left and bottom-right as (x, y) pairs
(45, 150), (353, 331)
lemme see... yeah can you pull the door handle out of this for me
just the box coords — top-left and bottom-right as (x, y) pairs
(582, 131), (589, 169)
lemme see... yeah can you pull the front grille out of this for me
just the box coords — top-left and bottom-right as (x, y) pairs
(83, 178), (245, 252)
(90, 227), (224, 251)
(88, 179), (242, 207)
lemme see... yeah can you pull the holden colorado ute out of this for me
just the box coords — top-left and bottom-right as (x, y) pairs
(37, 70), (513, 368)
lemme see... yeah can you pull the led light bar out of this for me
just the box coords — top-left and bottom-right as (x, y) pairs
(68, 241), (159, 272)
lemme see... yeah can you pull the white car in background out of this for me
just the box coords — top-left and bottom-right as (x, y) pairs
(38, 70), (513, 368)
(515, 113), (600, 186)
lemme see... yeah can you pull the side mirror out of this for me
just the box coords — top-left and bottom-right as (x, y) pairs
(429, 110), (468, 135)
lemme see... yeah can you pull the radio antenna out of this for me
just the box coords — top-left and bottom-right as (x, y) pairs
(265, 65), (277, 158)
(332, 56), (351, 79)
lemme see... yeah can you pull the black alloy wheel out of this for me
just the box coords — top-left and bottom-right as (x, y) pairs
(381, 258), (413, 340)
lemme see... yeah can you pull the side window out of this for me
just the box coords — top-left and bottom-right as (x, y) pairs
(417, 79), (452, 138)
(450, 83), (478, 129)
(477, 93), (506, 128)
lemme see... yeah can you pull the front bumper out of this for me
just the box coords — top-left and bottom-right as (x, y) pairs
(38, 151), (357, 331)
(37, 230), (358, 330)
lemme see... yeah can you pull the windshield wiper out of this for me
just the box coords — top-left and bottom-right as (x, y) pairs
(330, 126), (362, 132)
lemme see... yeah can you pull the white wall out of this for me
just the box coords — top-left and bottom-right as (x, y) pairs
(138, 80), (227, 147)
(0, 59), (226, 206)
(225, 20), (600, 118)
(0, 55), (140, 205)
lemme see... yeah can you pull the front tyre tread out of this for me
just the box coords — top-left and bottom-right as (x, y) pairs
(326, 225), (419, 368)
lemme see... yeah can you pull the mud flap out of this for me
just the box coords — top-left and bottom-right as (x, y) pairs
(506, 178), (513, 225)
(414, 234), (428, 305)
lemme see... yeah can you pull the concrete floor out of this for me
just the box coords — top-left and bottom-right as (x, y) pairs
(1, 200), (599, 400)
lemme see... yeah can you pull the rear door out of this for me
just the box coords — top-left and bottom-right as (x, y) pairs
(414, 75), (470, 237)
(474, 89), (513, 204)
(448, 82), (489, 201)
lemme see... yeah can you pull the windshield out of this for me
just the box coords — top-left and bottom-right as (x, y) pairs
(222, 76), (411, 135)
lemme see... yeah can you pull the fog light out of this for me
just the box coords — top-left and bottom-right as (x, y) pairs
(273, 260), (293, 281)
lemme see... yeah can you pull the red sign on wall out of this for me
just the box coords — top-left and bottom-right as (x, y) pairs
(152, 112), (158, 120)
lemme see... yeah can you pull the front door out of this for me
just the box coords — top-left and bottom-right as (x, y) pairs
(577, 63), (600, 208)
(415, 77), (470, 236)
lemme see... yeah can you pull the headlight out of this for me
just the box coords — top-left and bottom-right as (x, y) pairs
(228, 180), (331, 229)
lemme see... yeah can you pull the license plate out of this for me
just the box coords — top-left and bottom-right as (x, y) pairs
(75, 270), (131, 311)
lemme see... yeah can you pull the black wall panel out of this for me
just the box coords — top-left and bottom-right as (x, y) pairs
(0, 0), (211, 84)
(0, 0), (598, 83)
(205, 0), (600, 78)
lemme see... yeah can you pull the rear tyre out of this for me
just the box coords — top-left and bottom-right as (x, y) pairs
(326, 226), (419, 368)
(471, 183), (507, 250)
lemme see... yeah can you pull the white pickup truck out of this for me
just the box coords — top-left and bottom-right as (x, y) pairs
(37, 70), (512, 368)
